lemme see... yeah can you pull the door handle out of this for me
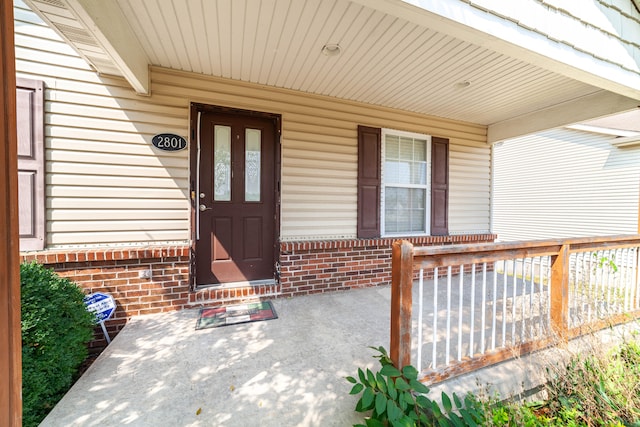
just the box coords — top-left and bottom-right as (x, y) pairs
(199, 204), (211, 212)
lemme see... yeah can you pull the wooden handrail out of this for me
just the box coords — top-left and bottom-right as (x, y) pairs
(411, 235), (640, 269)
(390, 235), (640, 376)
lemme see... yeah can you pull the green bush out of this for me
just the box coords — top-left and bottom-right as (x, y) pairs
(347, 346), (484, 426)
(21, 262), (95, 427)
(349, 339), (640, 426)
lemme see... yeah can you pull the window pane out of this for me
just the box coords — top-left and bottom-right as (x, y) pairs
(411, 163), (426, 185)
(410, 189), (426, 231)
(385, 187), (397, 206)
(397, 161), (411, 184)
(214, 125), (231, 201)
(399, 137), (413, 160)
(385, 160), (399, 183)
(386, 135), (399, 159)
(396, 187), (409, 210)
(245, 129), (261, 202)
(412, 188), (425, 207)
(411, 209), (425, 231)
(414, 139), (427, 161)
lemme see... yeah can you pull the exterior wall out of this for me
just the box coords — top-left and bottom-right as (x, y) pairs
(15, 0), (498, 349)
(492, 128), (640, 241)
(15, 0), (491, 249)
(15, 0), (189, 247)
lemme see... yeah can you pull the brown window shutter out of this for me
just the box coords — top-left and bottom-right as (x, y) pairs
(431, 137), (449, 236)
(357, 125), (381, 238)
(17, 78), (45, 251)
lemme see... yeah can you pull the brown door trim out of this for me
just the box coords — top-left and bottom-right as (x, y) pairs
(189, 103), (281, 289)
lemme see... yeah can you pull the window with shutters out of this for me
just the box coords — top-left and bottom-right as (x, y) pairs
(357, 125), (448, 238)
(16, 78), (45, 251)
(381, 129), (430, 235)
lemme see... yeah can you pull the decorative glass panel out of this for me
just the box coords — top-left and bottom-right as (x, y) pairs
(245, 129), (261, 202)
(214, 125), (231, 201)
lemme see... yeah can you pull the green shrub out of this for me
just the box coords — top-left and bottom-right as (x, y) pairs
(347, 346), (484, 426)
(349, 339), (640, 426)
(21, 262), (95, 427)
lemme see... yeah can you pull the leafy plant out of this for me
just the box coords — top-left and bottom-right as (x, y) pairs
(347, 346), (484, 426)
(593, 253), (618, 274)
(21, 262), (96, 427)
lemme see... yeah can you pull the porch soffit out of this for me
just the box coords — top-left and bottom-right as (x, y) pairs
(22, 0), (640, 143)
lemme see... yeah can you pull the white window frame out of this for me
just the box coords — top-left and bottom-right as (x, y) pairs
(381, 128), (431, 237)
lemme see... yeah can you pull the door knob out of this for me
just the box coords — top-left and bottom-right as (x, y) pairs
(199, 204), (211, 212)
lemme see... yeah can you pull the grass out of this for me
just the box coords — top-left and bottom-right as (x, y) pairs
(476, 334), (640, 426)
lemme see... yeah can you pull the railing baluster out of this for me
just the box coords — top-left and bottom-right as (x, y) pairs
(502, 262), (508, 347)
(528, 257), (534, 339)
(458, 264), (464, 361)
(587, 252), (598, 322)
(511, 259), (517, 345)
(632, 248), (638, 310)
(520, 259), (526, 342)
(631, 248), (640, 310)
(491, 264), (497, 351)
(445, 266), (452, 366)
(539, 256), (545, 334)
(606, 250), (613, 314)
(623, 249), (630, 312)
(481, 263), (487, 354)
(615, 249), (622, 314)
(417, 268), (424, 374)
(584, 251), (589, 319)
(432, 267), (438, 370)
(469, 263), (476, 358)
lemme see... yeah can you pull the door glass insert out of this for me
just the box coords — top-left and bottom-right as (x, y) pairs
(214, 125), (231, 201)
(245, 128), (261, 202)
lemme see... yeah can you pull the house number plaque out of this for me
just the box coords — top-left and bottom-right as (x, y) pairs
(152, 133), (187, 151)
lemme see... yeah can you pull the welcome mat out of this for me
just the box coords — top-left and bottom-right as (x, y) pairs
(196, 301), (277, 330)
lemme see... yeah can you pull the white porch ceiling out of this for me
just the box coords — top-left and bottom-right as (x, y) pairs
(24, 0), (640, 142)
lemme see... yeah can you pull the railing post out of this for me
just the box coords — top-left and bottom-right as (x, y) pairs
(0, 1), (22, 425)
(550, 244), (569, 340)
(391, 240), (414, 369)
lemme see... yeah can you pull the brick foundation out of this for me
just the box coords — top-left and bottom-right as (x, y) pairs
(20, 234), (496, 351)
(278, 234), (497, 297)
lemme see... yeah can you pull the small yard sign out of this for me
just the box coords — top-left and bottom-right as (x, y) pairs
(84, 292), (116, 344)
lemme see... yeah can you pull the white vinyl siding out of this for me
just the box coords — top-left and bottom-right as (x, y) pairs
(492, 128), (640, 241)
(15, 0), (491, 247)
(15, 0), (189, 247)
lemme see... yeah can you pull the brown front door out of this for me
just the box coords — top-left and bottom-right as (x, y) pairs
(193, 109), (278, 285)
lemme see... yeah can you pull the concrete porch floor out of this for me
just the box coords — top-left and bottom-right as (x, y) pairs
(41, 286), (392, 426)
(40, 284), (640, 426)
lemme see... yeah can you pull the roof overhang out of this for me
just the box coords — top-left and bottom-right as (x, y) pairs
(23, 0), (640, 142)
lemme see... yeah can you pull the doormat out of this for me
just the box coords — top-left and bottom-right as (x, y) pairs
(196, 301), (277, 330)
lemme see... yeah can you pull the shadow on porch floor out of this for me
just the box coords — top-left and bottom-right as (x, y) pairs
(40, 285), (640, 426)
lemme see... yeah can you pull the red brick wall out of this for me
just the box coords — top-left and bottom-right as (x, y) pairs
(21, 246), (191, 351)
(20, 234), (496, 351)
(279, 234), (497, 297)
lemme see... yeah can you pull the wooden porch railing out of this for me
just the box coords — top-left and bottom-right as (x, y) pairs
(390, 235), (640, 384)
